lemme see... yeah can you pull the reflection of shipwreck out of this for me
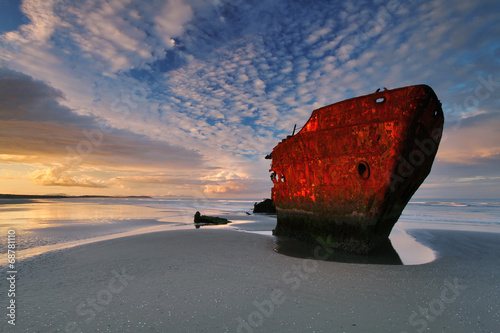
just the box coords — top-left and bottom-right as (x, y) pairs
(267, 85), (444, 253)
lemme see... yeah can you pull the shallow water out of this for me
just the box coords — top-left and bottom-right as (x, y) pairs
(0, 197), (498, 266)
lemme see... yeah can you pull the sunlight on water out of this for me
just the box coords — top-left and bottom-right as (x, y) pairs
(389, 226), (436, 265)
(0, 198), (196, 254)
(0, 197), (498, 266)
(0, 224), (191, 266)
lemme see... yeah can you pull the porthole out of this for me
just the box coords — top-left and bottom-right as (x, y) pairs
(358, 161), (370, 179)
(270, 171), (277, 183)
(375, 97), (386, 104)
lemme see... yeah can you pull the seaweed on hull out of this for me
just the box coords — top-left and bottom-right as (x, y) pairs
(194, 211), (231, 228)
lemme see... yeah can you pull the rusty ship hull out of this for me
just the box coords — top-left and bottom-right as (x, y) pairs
(269, 85), (444, 253)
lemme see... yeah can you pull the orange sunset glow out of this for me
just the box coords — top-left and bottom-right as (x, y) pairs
(1, 0), (499, 198)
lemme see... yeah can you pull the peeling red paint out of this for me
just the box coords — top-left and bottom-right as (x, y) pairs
(269, 85), (444, 253)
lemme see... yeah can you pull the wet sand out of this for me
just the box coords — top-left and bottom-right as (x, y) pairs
(3, 228), (499, 332)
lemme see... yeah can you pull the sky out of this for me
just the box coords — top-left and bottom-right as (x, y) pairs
(0, 0), (499, 199)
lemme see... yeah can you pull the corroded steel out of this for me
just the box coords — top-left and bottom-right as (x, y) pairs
(269, 85), (444, 253)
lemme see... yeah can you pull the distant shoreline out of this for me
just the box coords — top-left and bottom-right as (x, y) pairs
(0, 194), (152, 199)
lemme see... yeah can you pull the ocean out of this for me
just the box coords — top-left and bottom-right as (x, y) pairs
(1, 197), (499, 265)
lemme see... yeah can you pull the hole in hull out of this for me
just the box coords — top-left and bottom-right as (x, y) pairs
(358, 161), (370, 179)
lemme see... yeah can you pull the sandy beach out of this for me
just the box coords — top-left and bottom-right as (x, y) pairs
(3, 227), (499, 333)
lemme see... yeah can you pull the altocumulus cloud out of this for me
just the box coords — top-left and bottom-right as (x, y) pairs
(0, 0), (499, 197)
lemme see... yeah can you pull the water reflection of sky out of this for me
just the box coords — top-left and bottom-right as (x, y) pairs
(1, 198), (499, 266)
(0, 199), (196, 256)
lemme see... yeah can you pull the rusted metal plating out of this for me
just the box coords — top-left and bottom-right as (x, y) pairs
(269, 85), (444, 253)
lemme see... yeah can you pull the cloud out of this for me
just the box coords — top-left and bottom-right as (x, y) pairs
(1, 0), (499, 197)
(29, 165), (107, 188)
(0, 154), (39, 163)
(0, 68), (204, 172)
(154, 0), (193, 48)
(454, 176), (500, 183)
(418, 110), (500, 198)
(1, 0), (195, 74)
(0, 67), (77, 123)
(437, 111), (500, 165)
(64, 0), (193, 72)
(1, 0), (59, 44)
(305, 26), (332, 44)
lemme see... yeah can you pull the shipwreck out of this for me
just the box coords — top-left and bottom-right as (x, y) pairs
(267, 85), (444, 253)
